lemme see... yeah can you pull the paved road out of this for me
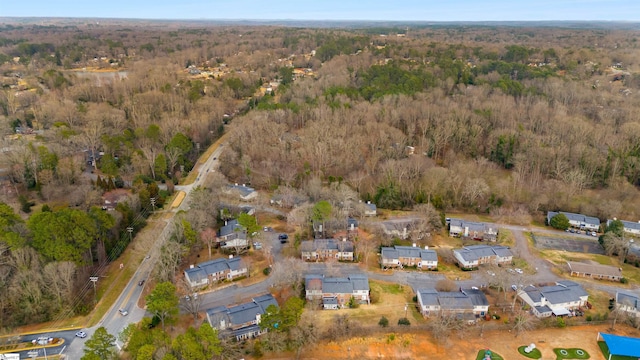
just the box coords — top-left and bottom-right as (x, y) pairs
(60, 139), (228, 358)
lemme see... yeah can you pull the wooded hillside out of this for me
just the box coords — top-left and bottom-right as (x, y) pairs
(1, 21), (640, 328)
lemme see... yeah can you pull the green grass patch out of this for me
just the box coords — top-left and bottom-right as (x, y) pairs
(598, 341), (638, 360)
(372, 281), (405, 295)
(475, 349), (504, 360)
(497, 228), (514, 247)
(592, 254), (614, 265)
(517, 346), (542, 359)
(553, 348), (590, 360)
(621, 262), (640, 284)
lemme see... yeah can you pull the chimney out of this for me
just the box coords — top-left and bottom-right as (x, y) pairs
(412, 243), (416, 247)
(424, 245), (429, 250)
(190, 264), (195, 269)
(242, 184), (245, 187)
(225, 220), (228, 226)
(367, 201), (371, 204)
(343, 238), (347, 242)
(229, 254), (233, 259)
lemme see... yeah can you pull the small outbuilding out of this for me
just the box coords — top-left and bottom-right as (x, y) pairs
(597, 332), (640, 360)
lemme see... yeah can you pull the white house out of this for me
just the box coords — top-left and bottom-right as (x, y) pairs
(606, 219), (640, 236)
(547, 211), (600, 231)
(415, 288), (489, 323)
(452, 245), (513, 270)
(184, 257), (248, 288)
(380, 245), (438, 270)
(448, 218), (498, 241)
(616, 291), (640, 318)
(517, 281), (589, 317)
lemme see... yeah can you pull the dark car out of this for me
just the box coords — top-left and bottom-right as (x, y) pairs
(138, 279), (145, 286)
(278, 234), (288, 243)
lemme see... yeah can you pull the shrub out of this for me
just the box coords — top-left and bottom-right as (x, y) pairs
(378, 316), (389, 328)
(585, 315), (592, 321)
(398, 317), (411, 326)
(620, 277), (628, 284)
(556, 317), (566, 328)
(263, 267), (272, 275)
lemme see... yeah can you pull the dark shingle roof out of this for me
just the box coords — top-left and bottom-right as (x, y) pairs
(547, 211), (600, 226)
(381, 245), (437, 262)
(454, 245), (513, 261)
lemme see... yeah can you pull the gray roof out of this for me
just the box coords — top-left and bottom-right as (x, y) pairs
(300, 239), (354, 252)
(365, 202), (377, 211)
(199, 258), (231, 274)
(228, 184), (256, 197)
(219, 219), (243, 237)
(322, 278), (354, 294)
(462, 288), (490, 306)
(454, 245), (513, 262)
(323, 297), (338, 305)
(185, 267), (207, 283)
(607, 219), (640, 231)
(535, 305), (552, 314)
(616, 291), (640, 310)
(524, 281), (587, 306)
(192, 257), (244, 276)
(449, 219), (487, 232)
(417, 288), (440, 306)
(307, 274), (369, 294)
(547, 211), (600, 226)
(206, 293), (277, 329)
(417, 288), (488, 311)
(381, 245), (437, 262)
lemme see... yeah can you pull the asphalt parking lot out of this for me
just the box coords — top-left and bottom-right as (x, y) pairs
(532, 234), (605, 254)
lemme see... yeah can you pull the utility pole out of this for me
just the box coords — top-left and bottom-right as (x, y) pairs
(150, 197), (156, 212)
(127, 226), (133, 242)
(90, 276), (99, 303)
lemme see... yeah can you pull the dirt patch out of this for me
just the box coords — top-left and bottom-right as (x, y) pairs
(268, 324), (640, 359)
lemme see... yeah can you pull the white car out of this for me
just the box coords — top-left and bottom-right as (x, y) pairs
(515, 268), (523, 274)
(487, 271), (495, 276)
(511, 285), (518, 291)
(118, 309), (128, 316)
(75, 331), (87, 338)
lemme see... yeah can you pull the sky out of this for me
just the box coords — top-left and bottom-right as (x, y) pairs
(2, 0), (639, 21)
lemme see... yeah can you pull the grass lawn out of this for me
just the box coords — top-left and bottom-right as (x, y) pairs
(475, 349), (504, 360)
(553, 348), (590, 359)
(517, 346), (542, 359)
(598, 341), (638, 360)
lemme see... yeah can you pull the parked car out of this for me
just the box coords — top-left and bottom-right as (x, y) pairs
(514, 268), (523, 274)
(278, 234), (288, 243)
(511, 285), (518, 291)
(75, 331), (87, 338)
(253, 242), (262, 250)
(119, 309), (128, 316)
(591, 231), (597, 237)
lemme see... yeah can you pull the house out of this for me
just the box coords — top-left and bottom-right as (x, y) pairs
(217, 219), (249, 250)
(206, 293), (278, 340)
(517, 281), (589, 317)
(606, 219), (640, 236)
(448, 219), (498, 241)
(305, 274), (370, 309)
(415, 288), (489, 323)
(567, 261), (623, 282)
(300, 239), (354, 261)
(227, 183), (257, 201)
(452, 245), (513, 270)
(547, 211), (600, 231)
(184, 256), (248, 288)
(364, 201), (377, 216)
(380, 245), (438, 270)
(380, 218), (420, 240)
(615, 291), (640, 318)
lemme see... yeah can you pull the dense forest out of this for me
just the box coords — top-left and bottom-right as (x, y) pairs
(1, 21), (640, 331)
